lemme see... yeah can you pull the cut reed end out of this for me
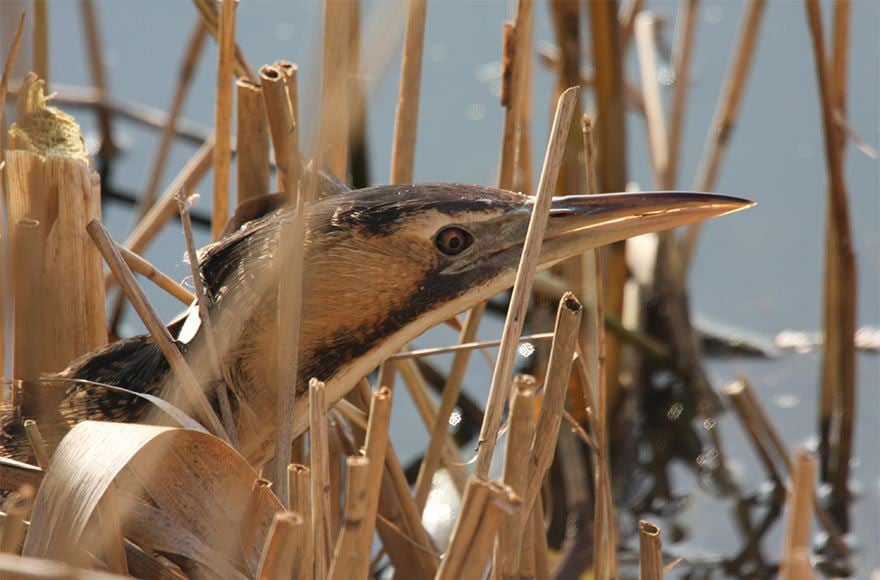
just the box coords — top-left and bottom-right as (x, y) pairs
(9, 73), (87, 160)
(561, 291), (583, 315)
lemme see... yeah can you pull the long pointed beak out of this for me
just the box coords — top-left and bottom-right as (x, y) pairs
(539, 191), (754, 263)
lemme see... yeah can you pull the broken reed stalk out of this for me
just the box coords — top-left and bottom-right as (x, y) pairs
(523, 294), (582, 516)
(78, 0), (115, 156)
(190, 0), (256, 81)
(780, 450), (817, 580)
(351, 386), (392, 578)
(308, 379), (332, 579)
(638, 520), (663, 580)
(457, 484), (520, 580)
(32, 0), (48, 82)
(240, 479), (272, 568)
(276, 61), (301, 194)
(587, 0), (628, 416)
(22, 420), (49, 469)
(256, 511), (305, 580)
(117, 244), (195, 305)
(86, 219), (227, 439)
(177, 193), (240, 448)
(139, 19), (206, 216)
(10, 219), (44, 393)
(287, 465), (313, 580)
(320, 0), (351, 177)
(683, 0), (765, 268)
(492, 374), (536, 579)
(413, 304), (486, 512)
(498, 0), (534, 190)
(396, 359), (467, 492)
(212, 0), (237, 240)
(327, 455), (370, 580)
(389, 0), (427, 184)
(667, 0), (699, 187)
(260, 64), (296, 194)
(805, 0), (857, 508)
(236, 78), (269, 204)
(474, 86), (579, 478)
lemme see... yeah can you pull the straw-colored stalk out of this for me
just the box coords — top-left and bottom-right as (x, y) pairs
(286, 465), (313, 580)
(474, 86), (579, 478)
(391, 329), (553, 361)
(587, 0), (628, 416)
(635, 12), (670, 188)
(532, 498), (551, 579)
(32, 0), (47, 82)
(96, 485), (128, 576)
(212, 0), (237, 240)
(236, 79), (269, 204)
(139, 19), (206, 215)
(549, 0), (585, 197)
(308, 379), (332, 579)
(346, 3), (369, 187)
(396, 359), (468, 492)
(517, 506), (537, 577)
(723, 381), (783, 485)
(0, 484), (34, 554)
(498, 0), (534, 190)
(523, 294), (582, 515)
(780, 450), (817, 580)
(618, 0), (645, 50)
(389, 0), (427, 185)
(78, 0), (115, 156)
(0, 12), (25, 134)
(805, 0), (857, 507)
(7, 76), (107, 373)
(117, 244), (194, 305)
(190, 0), (256, 81)
(240, 478), (272, 569)
(327, 456), (370, 579)
(260, 64), (296, 195)
(413, 286), (486, 513)
(320, 0), (351, 177)
(492, 375), (536, 579)
(515, 0), (535, 194)
(10, 219), (44, 393)
(22, 420), (49, 469)
(86, 220), (227, 439)
(683, 0), (766, 268)
(177, 192), (240, 448)
(667, 0), (699, 188)
(256, 511), (305, 580)
(638, 520), (663, 580)
(276, 62), (300, 194)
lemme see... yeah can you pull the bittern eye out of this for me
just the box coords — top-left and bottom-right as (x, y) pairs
(435, 226), (473, 256)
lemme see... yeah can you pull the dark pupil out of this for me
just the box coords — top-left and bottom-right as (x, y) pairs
(448, 235), (461, 249)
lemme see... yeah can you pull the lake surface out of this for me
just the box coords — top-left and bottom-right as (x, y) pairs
(2, 0), (877, 576)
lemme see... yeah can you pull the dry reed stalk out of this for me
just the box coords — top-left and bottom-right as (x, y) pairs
(635, 12), (670, 188)
(412, 267), (487, 511)
(667, 0), (699, 187)
(78, 0), (115, 156)
(32, 0), (47, 82)
(391, 330), (553, 361)
(397, 358), (468, 492)
(236, 78), (269, 203)
(806, 0), (857, 508)
(498, 0), (534, 190)
(474, 86), (579, 478)
(0, 484), (34, 554)
(492, 375), (536, 579)
(117, 244), (194, 305)
(682, 0), (765, 267)
(723, 381), (783, 485)
(260, 64), (295, 194)
(435, 476), (490, 579)
(7, 76), (107, 373)
(276, 61), (300, 193)
(618, 0), (645, 50)
(256, 511), (305, 580)
(286, 465), (313, 580)
(351, 386), (392, 578)
(191, 0), (255, 81)
(96, 484), (127, 576)
(389, 0), (427, 184)
(320, 0), (352, 177)
(327, 455), (370, 580)
(211, 0), (237, 240)
(523, 294), (582, 515)
(22, 420), (49, 469)
(780, 450), (817, 579)
(456, 484), (520, 580)
(587, 0), (628, 416)
(308, 379), (332, 579)
(140, 19), (207, 215)
(86, 220), (227, 439)
(549, 0), (584, 197)
(0, 12), (25, 136)
(517, 507), (536, 577)
(240, 478), (272, 570)
(638, 520), (663, 580)
(177, 192), (240, 447)
(532, 498), (551, 579)
(10, 219), (44, 394)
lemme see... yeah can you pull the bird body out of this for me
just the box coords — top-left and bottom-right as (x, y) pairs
(0, 183), (751, 468)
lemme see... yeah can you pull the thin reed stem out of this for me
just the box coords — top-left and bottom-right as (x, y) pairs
(308, 379), (332, 579)
(256, 511), (305, 580)
(212, 0), (237, 239)
(327, 456), (370, 580)
(78, 0), (115, 156)
(667, 0), (699, 187)
(780, 450), (817, 580)
(22, 420), (49, 469)
(389, 0), (427, 184)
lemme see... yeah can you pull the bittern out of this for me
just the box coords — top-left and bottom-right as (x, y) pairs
(0, 182), (751, 466)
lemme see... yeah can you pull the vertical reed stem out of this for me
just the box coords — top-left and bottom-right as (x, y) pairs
(638, 520), (663, 580)
(389, 0), (427, 184)
(212, 0), (237, 239)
